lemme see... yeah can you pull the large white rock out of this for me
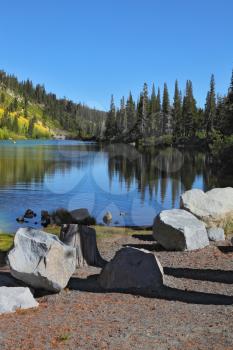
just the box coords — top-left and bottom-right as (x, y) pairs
(0, 287), (38, 314)
(99, 247), (163, 291)
(180, 187), (233, 228)
(153, 209), (209, 251)
(8, 228), (76, 292)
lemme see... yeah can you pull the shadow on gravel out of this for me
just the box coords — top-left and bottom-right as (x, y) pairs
(132, 234), (154, 241)
(122, 243), (165, 252)
(164, 267), (233, 284)
(68, 274), (233, 305)
(217, 246), (233, 254)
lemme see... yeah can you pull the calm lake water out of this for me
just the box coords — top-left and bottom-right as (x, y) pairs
(0, 140), (223, 232)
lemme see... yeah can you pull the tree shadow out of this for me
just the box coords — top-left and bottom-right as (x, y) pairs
(123, 243), (165, 252)
(164, 267), (233, 284)
(68, 274), (233, 305)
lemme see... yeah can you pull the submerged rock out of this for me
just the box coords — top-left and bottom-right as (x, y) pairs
(99, 246), (164, 291)
(8, 228), (76, 292)
(0, 287), (38, 314)
(153, 209), (209, 251)
(103, 211), (112, 225)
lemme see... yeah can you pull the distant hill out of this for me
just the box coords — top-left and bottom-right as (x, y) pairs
(0, 70), (106, 140)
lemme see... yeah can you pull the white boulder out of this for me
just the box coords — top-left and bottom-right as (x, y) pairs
(99, 247), (163, 291)
(0, 287), (38, 314)
(153, 209), (209, 251)
(180, 187), (233, 228)
(8, 228), (76, 292)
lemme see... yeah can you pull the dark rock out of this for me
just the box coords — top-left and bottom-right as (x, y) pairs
(24, 209), (35, 219)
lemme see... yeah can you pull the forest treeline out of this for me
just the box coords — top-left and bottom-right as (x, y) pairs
(0, 70), (106, 139)
(105, 70), (233, 148)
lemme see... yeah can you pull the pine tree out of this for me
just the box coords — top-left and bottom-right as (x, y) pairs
(28, 116), (37, 137)
(162, 83), (171, 135)
(126, 91), (136, 132)
(147, 83), (157, 135)
(223, 70), (233, 135)
(117, 96), (127, 133)
(182, 80), (197, 137)
(205, 74), (216, 137)
(172, 80), (182, 139)
(142, 83), (149, 136)
(156, 88), (161, 112)
(105, 95), (116, 139)
(12, 116), (19, 133)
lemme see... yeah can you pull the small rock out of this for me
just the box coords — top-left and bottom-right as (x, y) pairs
(207, 227), (225, 241)
(0, 287), (38, 314)
(99, 246), (164, 291)
(103, 211), (112, 225)
(16, 216), (24, 223)
(24, 209), (35, 219)
(41, 210), (51, 227)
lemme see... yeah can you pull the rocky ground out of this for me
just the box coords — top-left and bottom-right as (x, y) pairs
(0, 231), (233, 349)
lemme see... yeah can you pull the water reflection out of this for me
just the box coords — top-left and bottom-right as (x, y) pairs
(0, 140), (226, 232)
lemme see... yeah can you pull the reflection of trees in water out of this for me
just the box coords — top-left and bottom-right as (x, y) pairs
(0, 144), (98, 187)
(107, 145), (214, 204)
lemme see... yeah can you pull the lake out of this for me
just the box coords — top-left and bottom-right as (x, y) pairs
(0, 140), (223, 232)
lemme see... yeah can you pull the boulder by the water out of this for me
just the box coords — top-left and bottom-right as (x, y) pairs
(41, 210), (51, 227)
(16, 216), (25, 223)
(24, 209), (36, 219)
(99, 247), (164, 291)
(103, 211), (112, 225)
(153, 209), (209, 251)
(180, 187), (233, 228)
(0, 287), (38, 314)
(70, 208), (90, 222)
(207, 227), (225, 241)
(8, 228), (76, 292)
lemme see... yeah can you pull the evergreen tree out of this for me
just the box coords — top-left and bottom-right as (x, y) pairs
(182, 80), (197, 137)
(222, 70), (233, 135)
(28, 116), (37, 137)
(205, 74), (216, 137)
(136, 83), (149, 137)
(156, 88), (161, 112)
(126, 91), (136, 132)
(105, 95), (116, 139)
(172, 80), (182, 139)
(142, 83), (149, 136)
(162, 83), (171, 135)
(12, 116), (19, 133)
(118, 96), (127, 133)
(148, 83), (157, 135)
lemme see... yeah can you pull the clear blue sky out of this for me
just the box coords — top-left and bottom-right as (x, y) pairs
(0, 0), (232, 110)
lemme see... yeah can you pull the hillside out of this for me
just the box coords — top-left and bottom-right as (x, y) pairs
(0, 70), (106, 140)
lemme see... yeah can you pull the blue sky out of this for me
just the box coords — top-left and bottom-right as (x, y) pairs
(0, 0), (232, 110)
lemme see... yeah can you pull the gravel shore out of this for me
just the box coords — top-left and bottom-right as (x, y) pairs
(0, 232), (233, 349)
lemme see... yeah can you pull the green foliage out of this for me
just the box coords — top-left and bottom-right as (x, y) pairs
(0, 234), (14, 252)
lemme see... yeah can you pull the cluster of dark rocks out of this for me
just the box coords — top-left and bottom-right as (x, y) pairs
(16, 209), (37, 224)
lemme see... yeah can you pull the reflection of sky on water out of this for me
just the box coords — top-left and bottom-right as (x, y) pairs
(0, 140), (218, 232)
